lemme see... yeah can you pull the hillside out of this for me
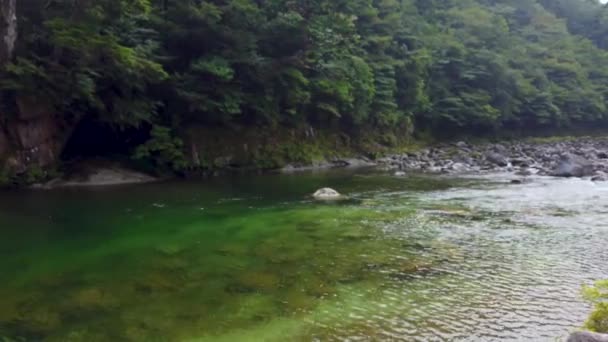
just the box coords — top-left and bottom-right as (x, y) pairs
(2, 0), (608, 180)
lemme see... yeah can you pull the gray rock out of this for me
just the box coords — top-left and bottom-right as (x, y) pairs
(486, 152), (509, 167)
(598, 152), (608, 159)
(455, 141), (468, 149)
(394, 171), (406, 177)
(511, 158), (530, 167)
(552, 153), (594, 178)
(450, 162), (468, 172)
(515, 169), (532, 177)
(335, 158), (376, 168)
(592, 171), (607, 182)
(493, 144), (507, 153)
(567, 332), (608, 342)
(313, 188), (341, 200)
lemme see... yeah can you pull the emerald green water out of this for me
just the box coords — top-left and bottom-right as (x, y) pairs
(1, 171), (607, 341)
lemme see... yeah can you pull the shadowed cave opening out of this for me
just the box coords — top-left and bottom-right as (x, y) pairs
(61, 118), (150, 162)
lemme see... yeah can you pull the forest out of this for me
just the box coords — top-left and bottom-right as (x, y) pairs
(3, 0), (608, 172)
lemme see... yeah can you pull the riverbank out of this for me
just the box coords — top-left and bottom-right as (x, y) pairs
(376, 136), (608, 181)
(15, 135), (608, 189)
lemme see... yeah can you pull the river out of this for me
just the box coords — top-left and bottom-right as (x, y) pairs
(0, 170), (606, 341)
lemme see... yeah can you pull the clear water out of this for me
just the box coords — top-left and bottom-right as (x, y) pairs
(0, 171), (606, 341)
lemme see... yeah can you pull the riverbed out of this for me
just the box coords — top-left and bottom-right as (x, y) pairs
(0, 170), (606, 341)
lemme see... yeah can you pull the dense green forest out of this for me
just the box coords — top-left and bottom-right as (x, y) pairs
(3, 0), (608, 171)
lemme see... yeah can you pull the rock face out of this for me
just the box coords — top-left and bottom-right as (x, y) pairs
(313, 188), (341, 200)
(567, 332), (608, 342)
(1, 97), (71, 174)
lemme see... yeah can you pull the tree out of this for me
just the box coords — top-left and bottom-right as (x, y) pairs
(0, 0), (16, 66)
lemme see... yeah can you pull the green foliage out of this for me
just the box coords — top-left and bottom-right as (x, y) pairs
(583, 280), (608, 333)
(133, 126), (188, 172)
(22, 165), (46, 184)
(5, 0), (608, 172)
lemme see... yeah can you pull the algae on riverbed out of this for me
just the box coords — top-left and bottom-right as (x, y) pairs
(0, 171), (606, 341)
(0, 174), (452, 341)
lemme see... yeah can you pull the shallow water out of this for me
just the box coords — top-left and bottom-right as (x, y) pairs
(0, 171), (606, 341)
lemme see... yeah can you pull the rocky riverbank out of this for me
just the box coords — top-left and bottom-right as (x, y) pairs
(377, 137), (608, 181)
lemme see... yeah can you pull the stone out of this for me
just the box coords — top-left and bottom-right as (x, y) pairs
(486, 152), (509, 167)
(450, 162), (468, 172)
(46, 167), (157, 188)
(515, 169), (532, 177)
(592, 171), (607, 182)
(552, 153), (594, 178)
(313, 188), (341, 200)
(598, 152), (608, 159)
(335, 158), (376, 168)
(510, 158), (530, 167)
(236, 271), (281, 292)
(394, 171), (406, 177)
(455, 141), (468, 149)
(567, 332), (608, 342)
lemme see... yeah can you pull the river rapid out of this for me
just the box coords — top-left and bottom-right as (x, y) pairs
(0, 170), (606, 341)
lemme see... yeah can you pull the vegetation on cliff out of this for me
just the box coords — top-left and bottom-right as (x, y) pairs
(3, 0), (608, 171)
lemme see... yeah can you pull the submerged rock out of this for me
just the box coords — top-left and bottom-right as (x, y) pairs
(313, 188), (341, 200)
(567, 332), (608, 342)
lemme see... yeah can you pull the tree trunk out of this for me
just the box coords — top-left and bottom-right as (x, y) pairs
(0, 0), (16, 66)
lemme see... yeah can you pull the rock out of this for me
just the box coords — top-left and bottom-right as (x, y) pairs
(592, 171), (607, 182)
(313, 188), (341, 200)
(515, 169), (532, 177)
(493, 144), (507, 153)
(510, 158), (530, 167)
(551, 153), (594, 178)
(598, 152), (608, 159)
(43, 167), (157, 188)
(394, 171), (406, 177)
(510, 179), (523, 184)
(486, 152), (509, 167)
(450, 162), (468, 172)
(567, 332), (608, 342)
(336, 158), (376, 168)
(455, 141), (468, 149)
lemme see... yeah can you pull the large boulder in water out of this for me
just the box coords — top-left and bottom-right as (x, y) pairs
(313, 188), (341, 200)
(567, 332), (608, 342)
(551, 153), (594, 178)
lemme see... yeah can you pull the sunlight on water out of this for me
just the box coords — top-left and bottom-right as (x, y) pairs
(0, 171), (606, 341)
